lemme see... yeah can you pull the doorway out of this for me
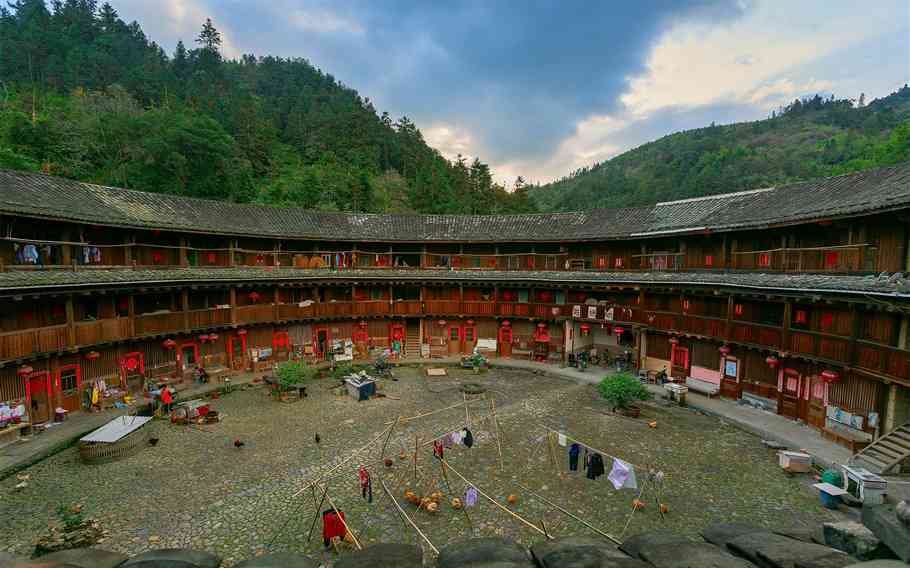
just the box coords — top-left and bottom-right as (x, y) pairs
(670, 345), (690, 379)
(498, 325), (513, 358)
(720, 357), (742, 400)
(780, 369), (804, 420)
(389, 324), (405, 357)
(228, 335), (246, 371)
(807, 375), (826, 430)
(462, 323), (477, 354)
(181, 344), (198, 372)
(27, 372), (52, 423)
(56, 365), (81, 412)
(314, 327), (330, 360)
(447, 324), (461, 355)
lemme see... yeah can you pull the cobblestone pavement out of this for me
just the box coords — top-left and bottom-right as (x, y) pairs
(0, 367), (839, 565)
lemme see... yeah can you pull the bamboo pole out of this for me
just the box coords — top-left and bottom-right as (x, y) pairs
(437, 455), (474, 531)
(413, 434), (419, 480)
(306, 485), (330, 544)
(321, 484), (363, 550)
(441, 459), (551, 539)
(516, 482), (621, 545)
(538, 425), (646, 471)
(292, 422), (395, 498)
(377, 474), (440, 555)
(385, 400), (485, 425)
(381, 416), (400, 459)
(463, 392), (470, 426)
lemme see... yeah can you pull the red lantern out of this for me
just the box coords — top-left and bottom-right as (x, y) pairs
(669, 337), (679, 345)
(537, 322), (547, 328)
(152, 251), (163, 264)
(249, 291), (261, 303)
(17, 365), (34, 377)
(84, 351), (101, 360)
(207, 252), (217, 264)
(208, 333), (219, 342)
(199, 334), (210, 342)
(765, 355), (780, 368)
(719, 345), (731, 356)
(438, 320), (447, 326)
(359, 321), (369, 328)
(162, 339), (177, 350)
(614, 326), (625, 335)
(821, 370), (840, 384)
(237, 329), (248, 336)
(466, 320), (474, 325)
(580, 323), (590, 336)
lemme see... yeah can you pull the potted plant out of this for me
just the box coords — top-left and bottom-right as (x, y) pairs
(598, 372), (653, 417)
(274, 361), (318, 401)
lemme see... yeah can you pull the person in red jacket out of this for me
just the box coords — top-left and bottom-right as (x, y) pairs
(322, 509), (346, 548)
(160, 387), (173, 415)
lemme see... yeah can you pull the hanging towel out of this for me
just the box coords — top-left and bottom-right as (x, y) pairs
(451, 430), (463, 445)
(358, 466), (372, 503)
(557, 433), (567, 447)
(433, 440), (444, 460)
(462, 428), (474, 448)
(607, 458), (637, 490)
(568, 443), (580, 471)
(464, 487), (478, 508)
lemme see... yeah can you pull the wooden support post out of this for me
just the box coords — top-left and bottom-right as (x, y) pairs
(273, 287), (281, 322)
(179, 237), (188, 267)
(65, 295), (76, 348)
(127, 294), (135, 337)
(229, 287), (237, 325)
(782, 300), (792, 350)
(181, 288), (190, 332)
(848, 303), (860, 366)
(228, 239), (236, 267)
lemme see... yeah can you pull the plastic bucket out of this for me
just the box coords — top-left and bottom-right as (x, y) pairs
(819, 491), (841, 509)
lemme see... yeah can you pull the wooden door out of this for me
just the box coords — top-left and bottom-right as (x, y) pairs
(56, 365), (81, 412)
(389, 324), (405, 356)
(180, 343), (198, 371)
(499, 326), (512, 358)
(720, 357), (742, 400)
(28, 372), (52, 423)
(228, 336), (246, 370)
(780, 369), (801, 420)
(447, 325), (461, 355)
(463, 324), (477, 354)
(807, 375), (826, 430)
(314, 327), (330, 360)
(671, 345), (690, 379)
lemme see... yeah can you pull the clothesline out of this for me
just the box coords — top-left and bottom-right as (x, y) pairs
(538, 425), (649, 472)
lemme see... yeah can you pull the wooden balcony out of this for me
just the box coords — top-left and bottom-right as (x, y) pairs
(533, 303), (565, 318)
(856, 342), (910, 382)
(188, 307), (231, 329)
(0, 324), (69, 360)
(463, 301), (496, 316)
(631, 253), (685, 272)
(393, 300), (422, 315)
(498, 302), (531, 317)
(236, 305), (275, 324)
(731, 322), (782, 349)
(353, 301), (391, 316)
(279, 303), (315, 320)
(75, 318), (131, 345)
(680, 315), (725, 337)
(425, 300), (461, 314)
(134, 312), (182, 336)
(789, 331), (851, 363)
(732, 244), (869, 272)
(315, 302), (353, 317)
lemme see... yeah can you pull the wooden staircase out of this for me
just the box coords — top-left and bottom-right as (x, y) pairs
(851, 421), (910, 474)
(404, 321), (421, 360)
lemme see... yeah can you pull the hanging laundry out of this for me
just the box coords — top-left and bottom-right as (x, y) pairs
(607, 458), (637, 490)
(433, 440), (444, 460)
(451, 430), (463, 445)
(464, 487), (478, 508)
(322, 509), (346, 547)
(443, 433), (454, 448)
(557, 433), (567, 447)
(568, 443), (580, 471)
(462, 427), (474, 448)
(586, 452), (605, 480)
(358, 466), (372, 503)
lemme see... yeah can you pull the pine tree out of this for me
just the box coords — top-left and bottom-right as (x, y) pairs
(196, 18), (221, 51)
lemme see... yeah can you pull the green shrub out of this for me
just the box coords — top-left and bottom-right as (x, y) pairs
(598, 372), (653, 410)
(329, 362), (371, 382)
(275, 360), (319, 391)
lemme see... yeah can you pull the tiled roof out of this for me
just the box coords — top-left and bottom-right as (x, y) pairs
(2, 268), (909, 298)
(1, 164), (909, 242)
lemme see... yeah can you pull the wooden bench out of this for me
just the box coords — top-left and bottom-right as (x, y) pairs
(685, 376), (720, 397)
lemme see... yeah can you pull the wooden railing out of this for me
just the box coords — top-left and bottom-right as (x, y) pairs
(279, 303), (315, 320)
(462, 301), (496, 316)
(188, 307), (231, 329)
(789, 331), (851, 363)
(497, 302), (531, 317)
(855, 342), (910, 381)
(134, 312), (182, 336)
(75, 318), (131, 345)
(731, 322), (783, 349)
(393, 300), (422, 315)
(0, 324), (68, 360)
(425, 300), (461, 314)
(235, 305), (275, 324)
(732, 244), (870, 272)
(352, 301), (391, 316)
(315, 302), (353, 318)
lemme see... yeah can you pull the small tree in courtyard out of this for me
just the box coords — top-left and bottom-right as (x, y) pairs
(598, 372), (652, 411)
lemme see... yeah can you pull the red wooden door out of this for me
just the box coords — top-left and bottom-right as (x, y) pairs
(56, 365), (81, 412)
(807, 375), (826, 430)
(228, 335), (247, 370)
(499, 326), (513, 358)
(671, 345), (690, 379)
(27, 371), (52, 423)
(463, 324), (477, 354)
(447, 325), (462, 355)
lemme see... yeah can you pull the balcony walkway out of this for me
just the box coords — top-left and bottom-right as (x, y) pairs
(0, 372), (261, 480)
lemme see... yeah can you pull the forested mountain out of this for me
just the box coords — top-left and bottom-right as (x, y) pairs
(0, 0), (535, 214)
(531, 87), (910, 211)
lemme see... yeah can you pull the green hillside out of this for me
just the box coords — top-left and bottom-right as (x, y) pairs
(0, 0), (534, 214)
(531, 87), (910, 210)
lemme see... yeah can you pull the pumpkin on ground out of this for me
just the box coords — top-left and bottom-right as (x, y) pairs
(451, 497), (463, 509)
(632, 498), (646, 511)
(506, 494), (518, 505)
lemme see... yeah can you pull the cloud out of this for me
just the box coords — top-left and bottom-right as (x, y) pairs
(422, 123), (476, 162)
(288, 8), (364, 35)
(114, 0), (240, 58)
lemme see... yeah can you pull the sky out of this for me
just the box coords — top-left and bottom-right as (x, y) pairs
(114, 0), (909, 186)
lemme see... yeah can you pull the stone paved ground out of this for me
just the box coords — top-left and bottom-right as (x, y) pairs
(0, 367), (839, 565)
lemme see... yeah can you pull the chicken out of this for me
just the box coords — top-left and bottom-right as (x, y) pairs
(233, 439), (245, 448)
